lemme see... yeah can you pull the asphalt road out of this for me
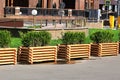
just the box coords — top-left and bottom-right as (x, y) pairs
(0, 55), (120, 80)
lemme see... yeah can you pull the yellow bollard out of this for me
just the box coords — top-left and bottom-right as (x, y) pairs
(109, 16), (114, 29)
(118, 16), (120, 28)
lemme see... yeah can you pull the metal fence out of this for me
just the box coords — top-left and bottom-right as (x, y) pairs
(4, 7), (85, 17)
(4, 7), (118, 20)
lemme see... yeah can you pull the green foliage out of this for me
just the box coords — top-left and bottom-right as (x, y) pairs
(10, 38), (22, 48)
(62, 32), (85, 45)
(118, 30), (120, 42)
(19, 31), (51, 47)
(90, 30), (114, 43)
(0, 30), (11, 48)
(49, 39), (62, 46)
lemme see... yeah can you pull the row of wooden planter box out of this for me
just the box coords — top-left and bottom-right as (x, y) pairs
(0, 43), (119, 65)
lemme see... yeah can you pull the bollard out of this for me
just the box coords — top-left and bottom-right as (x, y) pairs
(66, 20), (68, 28)
(59, 20), (62, 24)
(45, 20), (48, 26)
(109, 16), (114, 29)
(53, 20), (55, 25)
(40, 20), (42, 28)
(118, 16), (120, 28)
(101, 20), (104, 28)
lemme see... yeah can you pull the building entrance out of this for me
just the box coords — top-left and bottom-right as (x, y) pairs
(63, 0), (75, 9)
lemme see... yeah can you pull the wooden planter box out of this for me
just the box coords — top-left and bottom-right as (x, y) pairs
(18, 46), (57, 64)
(0, 48), (17, 65)
(58, 44), (91, 63)
(91, 43), (119, 57)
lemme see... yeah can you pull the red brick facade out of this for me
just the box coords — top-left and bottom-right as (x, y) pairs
(29, 0), (38, 7)
(0, 0), (102, 17)
(0, 0), (5, 17)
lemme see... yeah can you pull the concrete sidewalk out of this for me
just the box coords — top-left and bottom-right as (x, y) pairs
(0, 55), (120, 80)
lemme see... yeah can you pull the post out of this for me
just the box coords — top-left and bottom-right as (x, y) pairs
(31, 9), (38, 28)
(105, 0), (111, 19)
(45, 20), (48, 26)
(116, 0), (120, 28)
(8, 0), (9, 6)
(33, 15), (35, 27)
(109, 15), (115, 29)
(11, 0), (13, 7)
(118, 16), (120, 28)
(107, 6), (109, 19)
(118, 0), (120, 16)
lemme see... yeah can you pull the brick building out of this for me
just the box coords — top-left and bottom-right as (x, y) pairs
(1, 0), (118, 18)
(0, 0), (118, 18)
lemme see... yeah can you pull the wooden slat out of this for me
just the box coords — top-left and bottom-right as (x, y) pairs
(33, 56), (55, 59)
(33, 59), (54, 62)
(0, 59), (14, 62)
(0, 48), (16, 50)
(71, 55), (89, 58)
(0, 51), (15, 54)
(0, 54), (15, 56)
(101, 53), (117, 56)
(0, 61), (15, 65)
(33, 49), (56, 52)
(0, 56), (14, 59)
(33, 54), (55, 56)
(32, 51), (55, 54)
(70, 51), (89, 53)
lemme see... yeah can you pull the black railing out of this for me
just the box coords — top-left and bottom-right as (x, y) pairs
(4, 7), (86, 17)
(4, 7), (118, 20)
(4, 7), (15, 15)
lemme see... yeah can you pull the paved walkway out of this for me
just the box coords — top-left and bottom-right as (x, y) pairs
(0, 55), (120, 80)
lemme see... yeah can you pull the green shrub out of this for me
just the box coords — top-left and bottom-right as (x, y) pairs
(20, 31), (51, 47)
(90, 30), (114, 43)
(0, 30), (11, 48)
(118, 31), (120, 42)
(62, 32), (85, 45)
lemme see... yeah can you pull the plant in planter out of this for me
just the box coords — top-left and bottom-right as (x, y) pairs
(90, 30), (118, 57)
(118, 31), (120, 54)
(0, 30), (17, 65)
(58, 32), (90, 63)
(18, 31), (57, 64)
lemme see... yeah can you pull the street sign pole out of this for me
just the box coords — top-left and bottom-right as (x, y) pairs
(118, 0), (120, 16)
(105, 0), (111, 19)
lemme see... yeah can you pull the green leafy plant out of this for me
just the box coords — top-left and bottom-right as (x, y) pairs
(118, 30), (120, 42)
(19, 31), (51, 47)
(0, 30), (11, 48)
(90, 30), (114, 43)
(62, 32), (85, 45)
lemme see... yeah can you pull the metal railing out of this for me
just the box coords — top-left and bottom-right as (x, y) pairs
(4, 7), (85, 17)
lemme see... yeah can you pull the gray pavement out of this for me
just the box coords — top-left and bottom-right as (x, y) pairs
(1, 55), (120, 80)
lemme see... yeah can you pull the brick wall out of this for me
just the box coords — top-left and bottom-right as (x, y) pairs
(93, 0), (99, 9)
(29, 0), (38, 7)
(86, 21), (103, 29)
(40, 28), (88, 39)
(0, 0), (5, 18)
